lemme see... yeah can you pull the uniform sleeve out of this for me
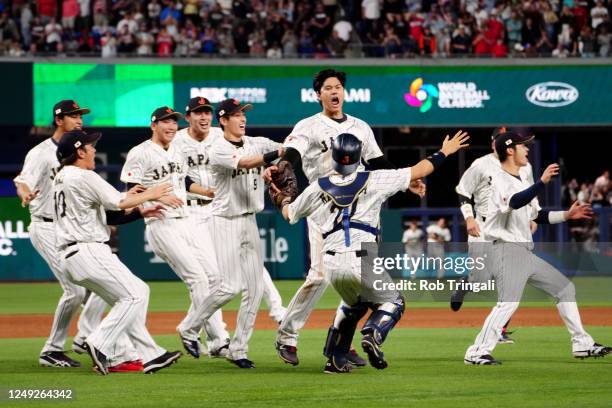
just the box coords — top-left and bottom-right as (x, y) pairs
(251, 137), (282, 154)
(371, 168), (411, 199)
(360, 123), (383, 162)
(120, 147), (144, 184)
(455, 162), (482, 198)
(13, 149), (44, 190)
(286, 184), (322, 224)
(283, 119), (310, 157)
(81, 172), (123, 210)
(401, 230), (409, 243)
(209, 140), (241, 170)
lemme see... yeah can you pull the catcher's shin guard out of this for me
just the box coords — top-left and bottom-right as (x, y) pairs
(325, 303), (369, 359)
(361, 295), (405, 345)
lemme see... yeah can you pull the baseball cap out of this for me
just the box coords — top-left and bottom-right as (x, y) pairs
(494, 131), (534, 155)
(151, 106), (182, 122)
(185, 96), (213, 114)
(215, 98), (252, 121)
(56, 130), (101, 161)
(53, 100), (91, 117)
(491, 126), (533, 140)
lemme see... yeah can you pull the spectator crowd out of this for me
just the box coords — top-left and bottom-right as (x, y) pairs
(0, 0), (610, 58)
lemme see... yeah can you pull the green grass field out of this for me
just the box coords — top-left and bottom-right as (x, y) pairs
(0, 281), (611, 407)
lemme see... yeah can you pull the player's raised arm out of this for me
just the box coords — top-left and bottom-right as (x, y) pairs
(408, 130), (470, 181)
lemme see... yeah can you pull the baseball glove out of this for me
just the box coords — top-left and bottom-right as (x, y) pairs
(268, 161), (298, 210)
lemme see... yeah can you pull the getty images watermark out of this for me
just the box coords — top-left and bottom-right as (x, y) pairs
(356, 242), (612, 303)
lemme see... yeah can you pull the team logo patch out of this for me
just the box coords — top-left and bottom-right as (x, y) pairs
(342, 155), (350, 164)
(505, 139), (512, 145)
(55, 108), (62, 114)
(73, 102), (79, 108)
(199, 97), (205, 105)
(74, 141), (82, 148)
(232, 99), (239, 105)
(166, 108), (173, 113)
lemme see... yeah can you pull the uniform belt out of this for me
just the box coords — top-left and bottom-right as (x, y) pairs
(64, 241), (109, 248)
(325, 250), (368, 257)
(34, 217), (53, 222)
(187, 199), (211, 206)
(477, 215), (486, 222)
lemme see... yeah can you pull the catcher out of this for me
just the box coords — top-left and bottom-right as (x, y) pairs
(271, 131), (469, 373)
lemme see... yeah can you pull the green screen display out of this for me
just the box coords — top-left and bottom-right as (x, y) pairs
(33, 63), (174, 127)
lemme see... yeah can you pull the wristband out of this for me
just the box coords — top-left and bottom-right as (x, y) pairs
(460, 203), (474, 220)
(425, 151), (446, 170)
(548, 211), (566, 224)
(263, 150), (280, 164)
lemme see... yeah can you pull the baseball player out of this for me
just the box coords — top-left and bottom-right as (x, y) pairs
(269, 69), (426, 366)
(173, 97), (287, 340)
(464, 131), (611, 365)
(177, 98), (284, 369)
(53, 129), (182, 374)
(275, 131), (469, 373)
(14, 100), (107, 368)
(401, 221), (423, 279)
(426, 217), (451, 279)
(121, 106), (228, 359)
(452, 127), (535, 343)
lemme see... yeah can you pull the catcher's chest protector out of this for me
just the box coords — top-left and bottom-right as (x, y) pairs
(317, 172), (371, 207)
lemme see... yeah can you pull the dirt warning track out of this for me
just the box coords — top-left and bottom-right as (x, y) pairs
(1, 307), (611, 339)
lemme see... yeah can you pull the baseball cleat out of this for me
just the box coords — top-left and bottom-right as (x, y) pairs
(361, 335), (387, 370)
(143, 351), (182, 374)
(498, 332), (515, 344)
(39, 351), (81, 368)
(323, 357), (352, 374)
(228, 358), (255, 369)
(94, 360), (144, 373)
(208, 342), (230, 358)
(347, 348), (368, 367)
(85, 341), (109, 375)
(464, 354), (502, 366)
(72, 341), (88, 355)
(450, 277), (469, 311)
(275, 342), (299, 366)
(573, 343), (612, 359)
(179, 334), (202, 359)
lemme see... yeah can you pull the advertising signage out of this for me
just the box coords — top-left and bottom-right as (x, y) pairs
(31, 63), (612, 127)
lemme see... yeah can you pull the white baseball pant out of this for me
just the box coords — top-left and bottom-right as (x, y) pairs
(29, 221), (105, 354)
(61, 243), (166, 363)
(146, 216), (229, 351)
(74, 292), (140, 365)
(465, 242), (594, 360)
(178, 213), (264, 360)
(278, 219), (346, 348)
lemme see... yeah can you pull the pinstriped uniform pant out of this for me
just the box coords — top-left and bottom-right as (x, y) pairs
(146, 216), (228, 350)
(178, 213), (264, 360)
(277, 219), (335, 347)
(61, 243), (165, 363)
(29, 221), (106, 354)
(465, 242), (594, 360)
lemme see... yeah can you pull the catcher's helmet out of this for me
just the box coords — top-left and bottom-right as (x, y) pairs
(332, 133), (362, 176)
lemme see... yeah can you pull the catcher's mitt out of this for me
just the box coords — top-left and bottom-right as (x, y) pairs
(268, 161), (298, 209)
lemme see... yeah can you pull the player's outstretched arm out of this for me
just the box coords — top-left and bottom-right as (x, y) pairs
(409, 130), (470, 181)
(16, 182), (40, 207)
(118, 182), (173, 210)
(238, 147), (284, 169)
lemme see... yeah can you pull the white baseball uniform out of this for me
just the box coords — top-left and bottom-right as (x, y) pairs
(278, 112), (383, 347)
(121, 138), (227, 348)
(287, 169), (411, 305)
(174, 127), (286, 327)
(464, 168), (595, 360)
(14, 137), (106, 356)
(456, 153), (534, 282)
(53, 165), (167, 363)
(178, 135), (281, 360)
